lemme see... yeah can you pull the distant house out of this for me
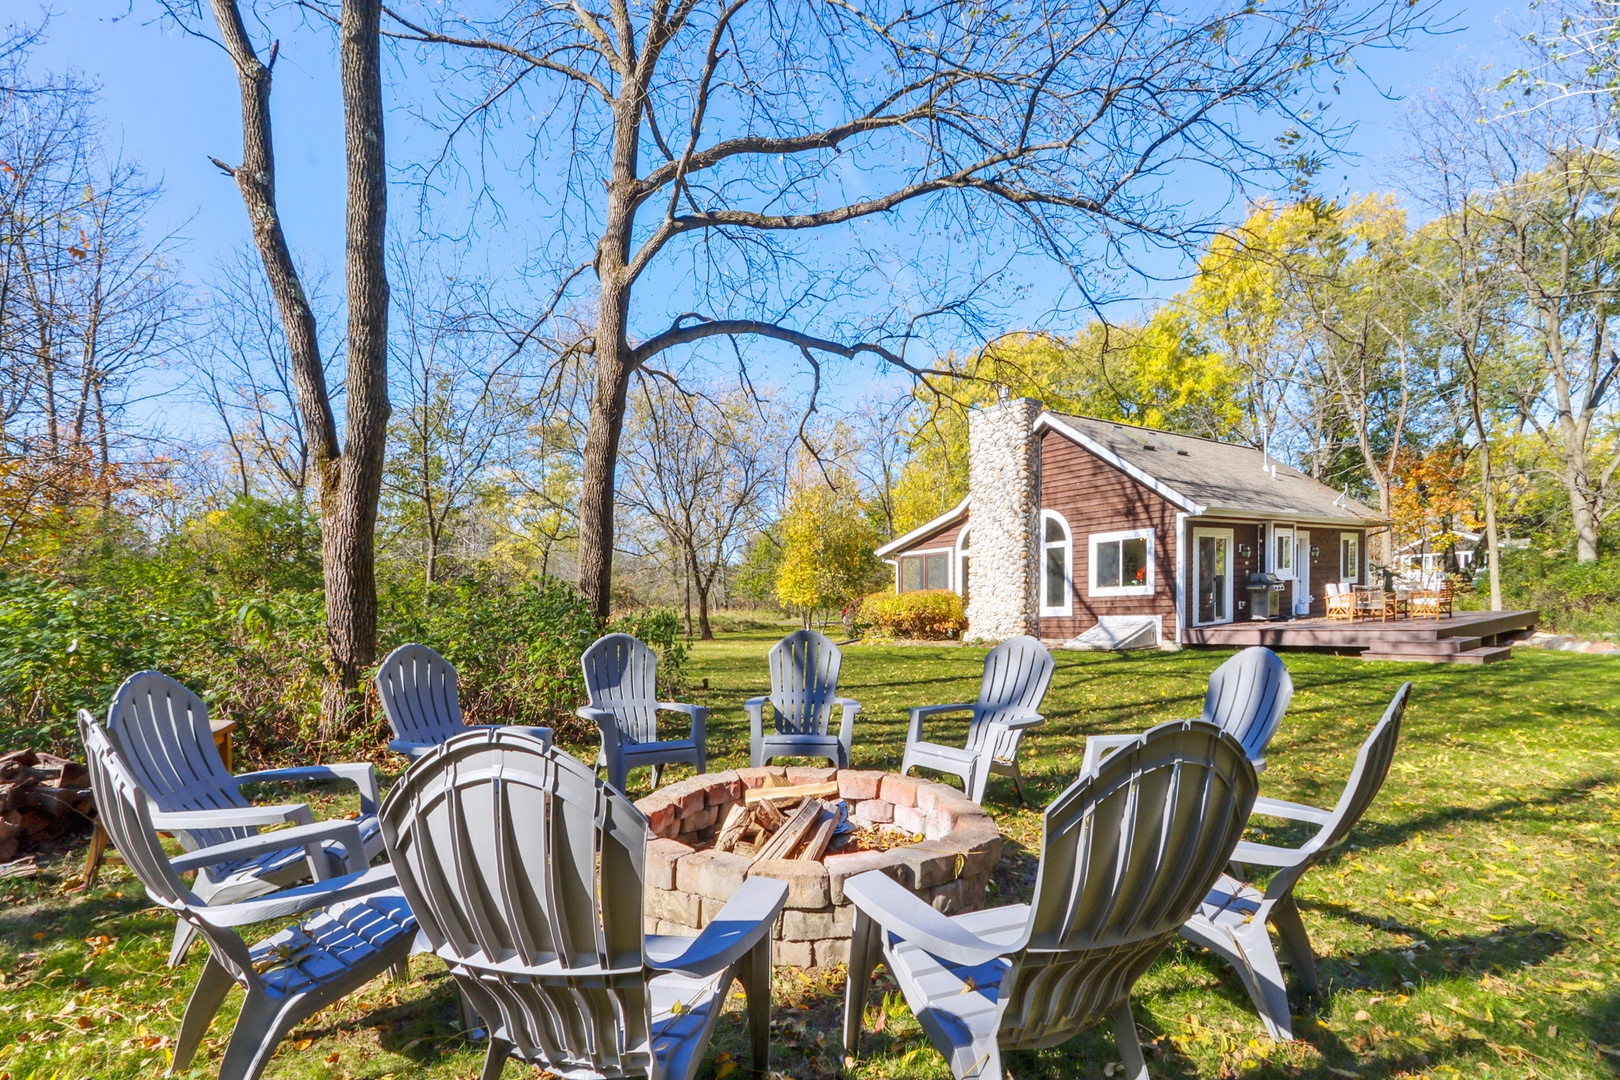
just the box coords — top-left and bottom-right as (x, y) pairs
(875, 400), (1388, 647)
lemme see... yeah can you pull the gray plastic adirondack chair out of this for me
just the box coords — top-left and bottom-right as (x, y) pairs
(376, 643), (553, 759)
(106, 670), (387, 966)
(1080, 646), (1294, 779)
(844, 720), (1259, 1080)
(900, 635), (1055, 805)
(1179, 681), (1411, 1041)
(379, 730), (788, 1080)
(747, 630), (859, 768)
(80, 713), (416, 1080)
(578, 633), (706, 792)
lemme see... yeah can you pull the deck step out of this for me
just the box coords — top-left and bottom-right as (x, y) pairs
(1360, 645), (1514, 664)
(1358, 636), (1483, 655)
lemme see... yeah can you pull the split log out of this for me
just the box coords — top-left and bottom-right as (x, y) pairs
(0, 748), (96, 862)
(744, 781), (838, 806)
(795, 808), (838, 861)
(755, 798), (785, 830)
(714, 802), (751, 853)
(751, 800), (824, 864)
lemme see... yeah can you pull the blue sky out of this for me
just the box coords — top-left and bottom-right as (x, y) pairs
(20, 0), (1532, 416)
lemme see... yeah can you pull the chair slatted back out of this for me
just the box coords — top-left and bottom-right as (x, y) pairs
(376, 644), (464, 744)
(999, 721), (1256, 1050)
(964, 636), (1055, 758)
(380, 732), (653, 1078)
(581, 634), (662, 744)
(1268, 682), (1410, 899)
(768, 630), (842, 736)
(1201, 647), (1293, 763)
(107, 671), (250, 850)
(80, 713), (260, 983)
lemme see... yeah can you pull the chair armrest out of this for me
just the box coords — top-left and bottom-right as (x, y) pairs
(1250, 796), (1333, 826)
(843, 870), (1008, 967)
(835, 697), (861, 712)
(169, 818), (369, 877)
(1229, 838), (1312, 868)
(658, 702), (703, 717)
(745, 697), (767, 748)
(836, 698), (859, 749)
(197, 865), (401, 928)
(387, 737), (441, 759)
(743, 696), (769, 715)
(236, 762), (381, 816)
(1080, 733), (1141, 777)
(151, 802), (313, 832)
(646, 878), (788, 980)
(579, 706), (625, 754)
(996, 711), (1044, 730)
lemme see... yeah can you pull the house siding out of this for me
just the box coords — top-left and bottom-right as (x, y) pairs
(1037, 429), (1181, 641)
(884, 519), (966, 592)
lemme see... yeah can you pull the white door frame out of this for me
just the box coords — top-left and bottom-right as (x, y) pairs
(1192, 527), (1235, 627)
(1294, 529), (1312, 616)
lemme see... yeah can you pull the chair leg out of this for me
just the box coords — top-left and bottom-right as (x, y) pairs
(169, 953), (234, 1073)
(479, 1036), (514, 1080)
(842, 908), (882, 1056)
(1008, 761), (1031, 808)
(167, 917), (202, 968)
(1226, 921), (1295, 1041)
(649, 764), (663, 790)
(739, 933), (773, 1072)
(213, 990), (292, 1080)
(1106, 999), (1149, 1080)
(1269, 895), (1320, 997)
(391, 956), (410, 984)
(459, 984), (485, 1037)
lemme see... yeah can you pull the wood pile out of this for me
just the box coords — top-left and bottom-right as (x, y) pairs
(0, 749), (96, 865)
(714, 782), (843, 864)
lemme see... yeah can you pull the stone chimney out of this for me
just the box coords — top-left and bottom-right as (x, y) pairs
(964, 398), (1041, 643)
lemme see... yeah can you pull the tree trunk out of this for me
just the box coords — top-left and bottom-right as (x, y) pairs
(1471, 400), (1503, 611)
(323, 0), (392, 736)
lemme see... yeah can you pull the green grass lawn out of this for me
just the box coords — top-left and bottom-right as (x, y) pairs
(2, 637), (1616, 1079)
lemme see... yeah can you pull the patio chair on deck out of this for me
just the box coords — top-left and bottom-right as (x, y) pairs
(1408, 580), (1455, 620)
(747, 630), (860, 768)
(900, 635), (1054, 804)
(379, 731), (788, 1080)
(1179, 681), (1412, 1041)
(843, 720), (1258, 1080)
(1325, 583), (1355, 620)
(106, 671), (387, 966)
(81, 713), (415, 1080)
(376, 644), (553, 760)
(579, 632), (706, 791)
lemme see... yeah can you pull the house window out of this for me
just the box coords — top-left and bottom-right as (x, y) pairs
(1340, 535), (1359, 583)
(1089, 528), (1154, 598)
(1272, 525), (1294, 578)
(899, 552), (949, 592)
(1040, 511), (1072, 616)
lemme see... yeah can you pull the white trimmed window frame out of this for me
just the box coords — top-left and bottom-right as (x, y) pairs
(897, 547), (954, 593)
(1340, 534), (1360, 584)
(1039, 510), (1074, 617)
(1089, 527), (1155, 599)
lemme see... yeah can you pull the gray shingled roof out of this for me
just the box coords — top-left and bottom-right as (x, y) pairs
(1043, 412), (1385, 523)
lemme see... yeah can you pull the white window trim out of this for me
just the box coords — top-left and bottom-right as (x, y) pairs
(1088, 527), (1155, 599)
(896, 547), (955, 593)
(1270, 523), (1296, 580)
(954, 528), (971, 598)
(1340, 535), (1360, 584)
(1192, 526), (1235, 627)
(1039, 510), (1073, 617)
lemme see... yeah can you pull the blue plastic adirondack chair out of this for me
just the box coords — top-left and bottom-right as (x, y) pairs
(747, 630), (859, 768)
(578, 632), (706, 791)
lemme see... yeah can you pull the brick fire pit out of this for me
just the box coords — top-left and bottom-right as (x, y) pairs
(634, 766), (1003, 968)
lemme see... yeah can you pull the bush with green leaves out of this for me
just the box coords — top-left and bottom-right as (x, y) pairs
(859, 589), (967, 640)
(1465, 547), (1620, 637)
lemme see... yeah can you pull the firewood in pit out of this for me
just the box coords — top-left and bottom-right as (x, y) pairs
(750, 799), (823, 864)
(714, 802), (751, 853)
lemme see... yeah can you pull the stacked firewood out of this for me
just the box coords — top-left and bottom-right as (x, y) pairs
(0, 749), (96, 868)
(713, 781), (843, 864)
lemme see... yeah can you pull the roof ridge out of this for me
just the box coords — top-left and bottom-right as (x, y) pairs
(1046, 411), (1262, 452)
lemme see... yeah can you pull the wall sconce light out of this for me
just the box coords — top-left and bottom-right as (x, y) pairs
(1310, 545), (1321, 558)
(1237, 543), (1252, 557)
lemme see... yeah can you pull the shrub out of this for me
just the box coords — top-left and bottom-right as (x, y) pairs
(1463, 547), (1620, 637)
(860, 589), (967, 640)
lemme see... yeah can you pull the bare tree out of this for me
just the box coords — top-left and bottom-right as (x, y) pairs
(173, 0), (393, 729)
(621, 378), (780, 638)
(381, 0), (1432, 616)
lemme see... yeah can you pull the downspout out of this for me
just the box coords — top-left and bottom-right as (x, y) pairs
(1174, 511), (1189, 645)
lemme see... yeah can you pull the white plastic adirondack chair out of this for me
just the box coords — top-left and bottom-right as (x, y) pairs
(376, 643), (553, 759)
(80, 713), (416, 1080)
(578, 633), (706, 792)
(106, 671), (387, 966)
(900, 636), (1055, 804)
(379, 730), (788, 1080)
(1080, 647), (1294, 779)
(844, 720), (1259, 1080)
(747, 630), (859, 768)
(1180, 681), (1411, 1041)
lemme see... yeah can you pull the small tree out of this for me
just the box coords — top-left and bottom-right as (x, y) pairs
(775, 484), (882, 630)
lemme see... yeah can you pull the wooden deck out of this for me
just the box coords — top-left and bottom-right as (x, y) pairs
(1181, 609), (1540, 664)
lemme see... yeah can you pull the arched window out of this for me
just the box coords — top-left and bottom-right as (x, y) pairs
(1040, 511), (1072, 616)
(956, 528), (971, 600)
